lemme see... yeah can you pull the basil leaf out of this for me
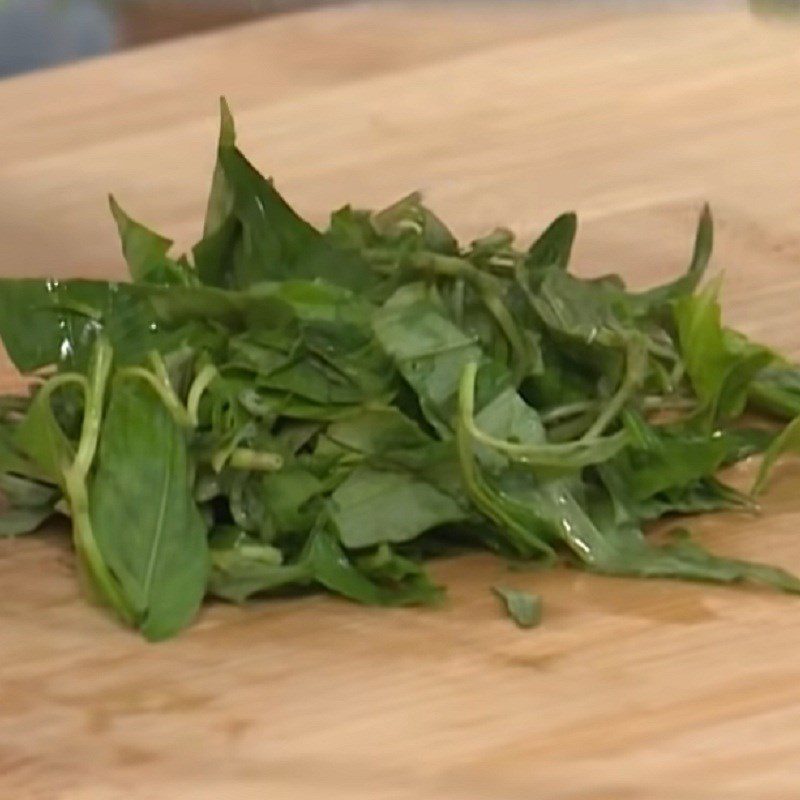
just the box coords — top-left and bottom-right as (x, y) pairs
(90, 379), (209, 641)
(330, 466), (466, 548)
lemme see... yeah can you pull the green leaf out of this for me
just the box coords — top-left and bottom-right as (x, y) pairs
(302, 526), (386, 604)
(15, 380), (77, 488)
(203, 96), (237, 237)
(530, 268), (634, 350)
(527, 479), (800, 594)
(357, 543), (442, 605)
(218, 146), (322, 286)
(749, 366), (800, 420)
(753, 413), (800, 495)
(635, 204), (712, 311)
(89, 379), (208, 640)
(192, 215), (241, 288)
(261, 464), (325, 537)
(602, 424), (732, 502)
(492, 586), (542, 628)
(525, 212), (577, 274)
(373, 290), (486, 434)
(0, 421), (46, 480)
(322, 407), (434, 456)
(109, 196), (189, 285)
(208, 528), (308, 603)
(0, 472), (59, 508)
(330, 466), (466, 548)
(0, 279), (161, 372)
(3, 108), (800, 640)
(595, 525), (800, 594)
(674, 278), (773, 425)
(0, 506), (55, 536)
(371, 192), (458, 255)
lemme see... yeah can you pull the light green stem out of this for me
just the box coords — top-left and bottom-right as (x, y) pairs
(186, 364), (218, 426)
(226, 448), (283, 472)
(66, 470), (136, 625)
(117, 367), (193, 427)
(72, 337), (112, 480)
(60, 337), (136, 624)
(455, 363), (554, 560)
(581, 336), (648, 440)
(459, 363), (626, 467)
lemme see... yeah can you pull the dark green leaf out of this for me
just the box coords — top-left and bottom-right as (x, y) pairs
(525, 212), (577, 274)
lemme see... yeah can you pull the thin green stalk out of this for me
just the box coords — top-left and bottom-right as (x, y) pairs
(545, 411), (597, 442)
(60, 337), (136, 625)
(455, 364), (554, 560)
(117, 367), (193, 428)
(66, 469), (136, 625)
(227, 448), (284, 471)
(581, 336), (648, 440)
(459, 363), (627, 468)
(480, 291), (530, 385)
(541, 400), (597, 424)
(187, 364), (218, 426)
(148, 350), (173, 390)
(72, 338), (112, 481)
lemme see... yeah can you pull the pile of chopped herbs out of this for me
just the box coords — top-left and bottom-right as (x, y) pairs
(2, 100), (800, 640)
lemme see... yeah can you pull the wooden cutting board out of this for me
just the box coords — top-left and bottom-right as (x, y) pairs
(2, 4), (800, 798)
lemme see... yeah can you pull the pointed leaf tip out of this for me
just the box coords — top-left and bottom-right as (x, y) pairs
(526, 211), (578, 271)
(690, 203), (714, 277)
(218, 96), (236, 149)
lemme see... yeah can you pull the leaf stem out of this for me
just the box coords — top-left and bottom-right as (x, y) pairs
(186, 364), (218, 426)
(455, 364), (554, 559)
(61, 337), (136, 625)
(72, 337), (113, 481)
(458, 363), (628, 467)
(226, 448), (284, 471)
(117, 367), (193, 428)
(581, 336), (648, 440)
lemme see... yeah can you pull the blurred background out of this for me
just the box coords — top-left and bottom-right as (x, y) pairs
(0, 0), (329, 77)
(1, 0), (799, 79)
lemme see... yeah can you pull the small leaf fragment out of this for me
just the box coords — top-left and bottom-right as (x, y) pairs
(492, 586), (542, 628)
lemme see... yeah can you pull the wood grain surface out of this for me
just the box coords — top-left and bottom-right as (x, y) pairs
(2, 4), (800, 798)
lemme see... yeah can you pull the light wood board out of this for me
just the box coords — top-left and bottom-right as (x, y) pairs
(2, 4), (800, 798)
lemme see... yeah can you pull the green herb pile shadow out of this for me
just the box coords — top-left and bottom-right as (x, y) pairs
(2, 99), (800, 640)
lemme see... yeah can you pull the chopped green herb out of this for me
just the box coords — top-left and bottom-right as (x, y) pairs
(492, 586), (542, 628)
(1, 98), (800, 640)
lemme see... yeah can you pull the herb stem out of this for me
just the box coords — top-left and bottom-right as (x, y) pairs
(581, 336), (648, 440)
(541, 400), (596, 424)
(455, 363), (554, 560)
(72, 337), (113, 481)
(186, 364), (218, 426)
(66, 469), (136, 625)
(226, 448), (283, 471)
(118, 367), (193, 428)
(62, 337), (136, 625)
(459, 362), (627, 467)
